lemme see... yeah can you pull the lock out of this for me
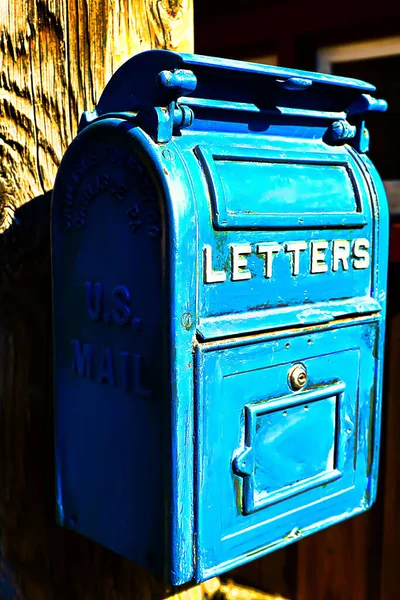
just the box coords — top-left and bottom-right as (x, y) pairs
(289, 364), (308, 390)
(52, 49), (388, 585)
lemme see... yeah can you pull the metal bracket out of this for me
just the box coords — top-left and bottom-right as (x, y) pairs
(346, 94), (387, 153)
(232, 446), (255, 477)
(326, 120), (357, 145)
(325, 94), (387, 152)
(347, 93), (388, 117)
(276, 76), (313, 91)
(137, 69), (197, 143)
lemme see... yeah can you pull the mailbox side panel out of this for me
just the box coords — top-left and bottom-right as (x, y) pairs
(52, 120), (170, 576)
(357, 151), (389, 503)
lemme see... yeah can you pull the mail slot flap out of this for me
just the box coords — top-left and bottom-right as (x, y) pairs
(191, 136), (381, 339)
(95, 50), (378, 120)
(195, 145), (366, 229)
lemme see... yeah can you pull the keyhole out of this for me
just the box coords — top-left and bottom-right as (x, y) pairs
(289, 364), (308, 390)
(298, 372), (306, 386)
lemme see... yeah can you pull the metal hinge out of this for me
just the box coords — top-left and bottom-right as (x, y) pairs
(137, 69), (197, 143)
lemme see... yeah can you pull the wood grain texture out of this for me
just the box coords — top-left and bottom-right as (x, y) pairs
(227, 548), (296, 599)
(0, 1), (193, 598)
(296, 505), (382, 600)
(0, 0), (193, 230)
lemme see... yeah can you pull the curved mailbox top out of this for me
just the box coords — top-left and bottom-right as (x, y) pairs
(52, 50), (388, 586)
(84, 50), (387, 145)
(94, 49), (377, 117)
(71, 50), (388, 341)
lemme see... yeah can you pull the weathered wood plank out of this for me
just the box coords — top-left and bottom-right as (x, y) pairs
(380, 308), (400, 600)
(227, 548), (296, 600)
(0, 1), (193, 598)
(296, 502), (382, 600)
(0, 0), (193, 230)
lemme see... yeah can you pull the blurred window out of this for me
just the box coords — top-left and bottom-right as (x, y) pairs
(248, 54), (278, 65)
(317, 37), (400, 213)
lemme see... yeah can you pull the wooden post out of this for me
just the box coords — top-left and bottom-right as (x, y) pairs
(0, 2), (194, 598)
(380, 307), (400, 600)
(296, 509), (382, 600)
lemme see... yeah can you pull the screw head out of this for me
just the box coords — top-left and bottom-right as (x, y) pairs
(162, 148), (175, 160)
(181, 312), (193, 330)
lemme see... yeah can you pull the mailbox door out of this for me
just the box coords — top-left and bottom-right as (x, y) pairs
(187, 138), (380, 340)
(195, 321), (380, 580)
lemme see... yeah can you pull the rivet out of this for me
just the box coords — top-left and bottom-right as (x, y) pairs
(162, 148), (175, 160)
(181, 312), (193, 330)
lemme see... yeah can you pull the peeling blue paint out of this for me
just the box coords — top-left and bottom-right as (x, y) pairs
(51, 50), (388, 585)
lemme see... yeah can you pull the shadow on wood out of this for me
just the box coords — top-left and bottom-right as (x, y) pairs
(0, 194), (175, 599)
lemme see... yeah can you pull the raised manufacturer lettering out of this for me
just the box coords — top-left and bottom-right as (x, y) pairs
(85, 282), (103, 321)
(89, 150), (98, 166)
(71, 340), (93, 379)
(256, 243), (281, 278)
(111, 285), (132, 326)
(82, 183), (95, 204)
(71, 343), (152, 396)
(311, 240), (329, 274)
(97, 173), (110, 190)
(113, 182), (128, 201)
(231, 244), (252, 281)
(204, 237), (370, 283)
(285, 241), (307, 276)
(63, 144), (159, 233)
(126, 204), (141, 233)
(353, 238), (370, 269)
(203, 245), (227, 283)
(84, 282), (138, 326)
(99, 347), (116, 387)
(72, 157), (87, 184)
(65, 186), (74, 204)
(332, 240), (350, 271)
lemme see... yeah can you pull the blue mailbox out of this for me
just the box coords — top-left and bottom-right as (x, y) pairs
(51, 50), (388, 585)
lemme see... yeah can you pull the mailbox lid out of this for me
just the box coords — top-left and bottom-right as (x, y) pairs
(195, 321), (381, 580)
(95, 49), (376, 120)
